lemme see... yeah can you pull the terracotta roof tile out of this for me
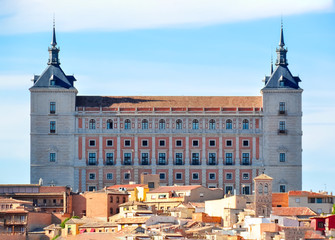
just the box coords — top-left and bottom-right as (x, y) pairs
(117, 217), (151, 224)
(148, 185), (202, 193)
(254, 174), (273, 180)
(108, 184), (146, 190)
(76, 96), (262, 108)
(289, 191), (334, 198)
(305, 230), (326, 239)
(272, 207), (317, 217)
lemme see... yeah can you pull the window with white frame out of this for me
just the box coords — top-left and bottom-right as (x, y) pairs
(88, 153), (97, 165)
(225, 153), (233, 165)
(226, 173), (233, 180)
(208, 153), (216, 165)
(191, 153), (200, 165)
(192, 140), (199, 147)
(192, 173), (199, 180)
(226, 140), (232, 147)
(242, 173), (249, 180)
(159, 119), (166, 129)
(159, 173), (166, 180)
(106, 173), (113, 180)
(226, 119), (232, 129)
(176, 119), (182, 129)
(209, 119), (216, 129)
(50, 153), (56, 162)
(242, 140), (249, 147)
(50, 121), (56, 133)
(175, 173), (182, 180)
(124, 119), (131, 129)
(192, 119), (199, 129)
(242, 153), (250, 165)
(106, 140), (113, 146)
(89, 173), (96, 180)
(89, 140), (96, 146)
(50, 102), (56, 114)
(159, 140), (165, 147)
(158, 153), (166, 165)
(141, 153), (149, 165)
(124, 140), (131, 147)
(142, 119), (148, 129)
(175, 153), (183, 165)
(124, 172), (131, 180)
(279, 102), (286, 113)
(106, 153), (114, 165)
(176, 140), (182, 147)
(209, 173), (216, 180)
(89, 119), (96, 129)
(209, 140), (216, 147)
(242, 119), (249, 129)
(123, 153), (132, 165)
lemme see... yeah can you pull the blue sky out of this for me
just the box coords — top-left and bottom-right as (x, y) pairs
(0, 0), (334, 192)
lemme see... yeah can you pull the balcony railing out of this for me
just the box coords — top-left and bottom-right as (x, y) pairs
(191, 161), (200, 165)
(242, 160), (250, 165)
(278, 129), (287, 135)
(278, 110), (286, 115)
(174, 161), (184, 165)
(141, 161), (149, 165)
(208, 161), (216, 165)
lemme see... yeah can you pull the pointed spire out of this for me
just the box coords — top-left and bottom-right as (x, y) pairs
(279, 18), (285, 47)
(48, 16), (60, 66)
(275, 20), (288, 66)
(270, 55), (273, 74)
(51, 16), (57, 47)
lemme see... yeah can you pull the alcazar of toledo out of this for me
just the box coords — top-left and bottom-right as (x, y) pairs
(30, 23), (303, 194)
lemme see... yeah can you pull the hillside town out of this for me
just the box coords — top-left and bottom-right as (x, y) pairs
(0, 173), (334, 239)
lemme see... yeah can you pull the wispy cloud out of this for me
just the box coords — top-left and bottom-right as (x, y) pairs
(0, 0), (332, 34)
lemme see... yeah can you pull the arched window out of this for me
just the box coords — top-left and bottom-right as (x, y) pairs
(209, 119), (216, 130)
(243, 119), (249, 129)
(159, 119), (165, 129)
(176, 119), (182, 129)
(124, 119), (131, 129)
(192, 119), (199, 129)
(226, 119), (232, 129)
(258, 184), (263, 194)
(142, 119), (148, 129)
(106, 119), (113, 129)
(264, 184), (268, 194)
(89, 119), (96, 129)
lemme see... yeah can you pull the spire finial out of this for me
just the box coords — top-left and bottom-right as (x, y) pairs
(270, 55), (273, 74)
(51, 15), (57, 47)
(275, 20), (288, 66)
(279, 18), (285, 47)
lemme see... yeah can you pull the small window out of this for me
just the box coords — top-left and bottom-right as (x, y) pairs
(89, 173), (96, 180)
(159, 173), (166, 180)
(226, 173), (232, 180)
(242, 140), (249, 147)
(209, 173), (216, 180)
(279, 102), (286, 114)
(107, 119), (113, 129)
(88, 186), (96, 191)
(279, 80), (285, 87)
(242, 173), (249, 180)
(295, 198), (300, 203)
(50, 121), (56, 133)
(142, 140), (148, 147)
(279, 185), (286, 193)
(226, 119), (232, 129)
(107, 140), (113, 146)
(209, 140), (216, 147)
(209, 119), (216, 130)
(124, 140), (131, 147)
(110, 208), (113, 214)
(159, 119), (166, 129)
(279, 121), (286, 131)
(192, 140), (199, 147)
(242, 186), (250, 195)
(106, 173), (113, 180)
(176, 140), (182, 147)
(280, 153), (286, 162)
(176, 119), (182, 129)
(148, 182), (155, 188)
(192, 119), (199, 129)
(89, 140), (96, 146)
(124, 172), (131, 180)
(242, 119), (249, 129)
(159, 140), (165, 147)
(50, 79), (56, 86)
(226, 140), (232, 147)
(89, 119), (96, 129)
(106, 153), (114, 165)
(192, 173), (199, 180)
(50, 153), (56, 162)
(142, 119), (148, 130)
(50, 102), (56, 114)
(124, 119), (131, 129)
(175, 173), (182, 180)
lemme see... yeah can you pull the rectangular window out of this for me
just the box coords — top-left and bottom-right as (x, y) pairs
(142, 140), (148, 147)
(50, 121), (56, 133)
(280, 153), (286, 162)
(141, 153), (149, 165)
(226, 173), (232, 180)
(242, 140), (249, 147)
(192, 173), (199, 180)
(175, 153), (183, 165)
(279, 102), (286, 114)
(280, 185), (286, 193)
(158, 194), (167, 199)
(209, 140), (216, 147)
(159, 140), (165, 147)
(279, 121), (286, 131)
(106, 153), (114, 165)
(176, 140), (182, 147)
(242, 186), (250, 195)
(242, 153), (250, 165)
(123, 153), (132, 165)
(159, 173), (166, 180)
(225, 153), (233, 165)
(124, 140), (131, 147)
(175, 173), (182, 180)
(208, 153), (216, 165)
(225, 186), (233, 194)
(89, 140), (96, 146)
(209, 173), (216, 180)
(88, 186), (96, 191)
(50, 102), (56, 114)
(191, 153), (200, 165)
(124, 172), (130, 180)
(192, 140), (199, 147)
(88, 153), (97, 165)
(158, 153), (166, 165)
(106, 173), (113, 180)
(89, 173), (96, 180)
(242, 173), (249, 180)
(50, 153), (56, 162)
(226, 140), (232, 147)
(107, 140), (113, 146)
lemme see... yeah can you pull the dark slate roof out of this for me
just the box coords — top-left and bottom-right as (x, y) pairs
(263, 65), (301, 90)
(31, 64), (76, 89)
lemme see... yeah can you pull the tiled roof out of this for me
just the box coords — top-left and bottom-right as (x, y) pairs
(76, 96), (262, 108)
(289, 191), (333, 198)
(272, 207), (317, 216)
(39, 186), (68, 193)
(117, 217), (151, 224)
(189, 202), (205, 208)
(0, 198), (32, 204)
(119, 201), (148, 207)
(305, 230), (326, 239)
(108, 184), (146, 190)
(148, 185), (201, 193)
(254, 174), (273, 180)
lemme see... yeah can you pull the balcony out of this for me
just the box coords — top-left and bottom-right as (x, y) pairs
(105, 160), (114, 166)
(242, 161), (250, 166)
(208, 161), (217, 165)
(191, 161), (200, 165)
(141, 161), (149, 165)
(123, 161), (132, 165)
(174, 161), (184, 165)
(278, 110), (286, 115)
(158, 162), (167, 165)
(278, 129), (287, 135)
(88, 161), (97, 166)
(225, 162), (233, 165)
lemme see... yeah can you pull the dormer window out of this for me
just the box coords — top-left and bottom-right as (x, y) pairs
(50, 80), (55, 86)
(279, 80), (285, 87)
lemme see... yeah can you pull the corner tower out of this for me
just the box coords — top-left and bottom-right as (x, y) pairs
(30, 22), (77, 187)
(261, 23), (303, 192)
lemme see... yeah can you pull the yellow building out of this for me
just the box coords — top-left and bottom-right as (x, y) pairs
(108, 183), (149, 202)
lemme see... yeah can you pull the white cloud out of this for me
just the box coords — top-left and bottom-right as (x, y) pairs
(0, 0), (332, 34)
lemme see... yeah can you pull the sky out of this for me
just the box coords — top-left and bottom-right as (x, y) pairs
(0, 0), (334, 192)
